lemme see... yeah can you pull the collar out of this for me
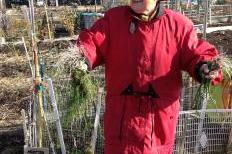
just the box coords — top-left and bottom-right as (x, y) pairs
(130, 2), (164, 22)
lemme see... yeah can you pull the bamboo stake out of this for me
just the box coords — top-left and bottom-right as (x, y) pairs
(29, 0), (44, 147)
(44, 0), (52, 40)
(21, 36), (37, 147)
(33, 42), (44, 148)
(22, 37), (34, 77)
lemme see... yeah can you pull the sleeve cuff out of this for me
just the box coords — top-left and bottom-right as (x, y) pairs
(195, 61), (208, 83)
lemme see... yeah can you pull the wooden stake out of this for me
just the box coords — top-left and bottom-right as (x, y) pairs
(44, 0), (52, 40)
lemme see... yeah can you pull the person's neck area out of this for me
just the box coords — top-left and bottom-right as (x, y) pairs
(131, 3), (159, 22)
(143, 3), (157, 16)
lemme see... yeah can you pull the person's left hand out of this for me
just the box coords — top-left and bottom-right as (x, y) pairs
(200, 64), (220, 80)
(200, 59), (222, 81)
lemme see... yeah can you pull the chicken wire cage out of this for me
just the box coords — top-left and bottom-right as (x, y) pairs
(174, 109), (232, 154)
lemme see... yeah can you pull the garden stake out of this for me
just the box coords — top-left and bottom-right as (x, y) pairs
(47, 78), (66, 154)
(44, 0), (52, 40)
(90, 88), (103, 153)
(29, 0), (44, 147)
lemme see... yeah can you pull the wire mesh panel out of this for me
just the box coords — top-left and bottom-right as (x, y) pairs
(180, 72), (200, 111)
(41, 81), (232, 154)
(79, 12), (104, 29)
(174, 109), (232, 154)
(37, 61), (232, 153)
(38, 63), (105, 153)
(211, 5), (232, 18)
(42, 78), (87, 152)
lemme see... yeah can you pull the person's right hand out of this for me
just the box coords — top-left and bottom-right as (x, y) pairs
(77, 60), (88, 72)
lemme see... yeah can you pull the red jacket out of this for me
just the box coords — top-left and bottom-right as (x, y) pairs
(77, 5), (219, 154)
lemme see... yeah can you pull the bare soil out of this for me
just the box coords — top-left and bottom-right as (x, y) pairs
(207, 30), (232, 55)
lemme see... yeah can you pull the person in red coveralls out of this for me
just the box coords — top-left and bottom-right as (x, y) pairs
(76, 0), (222, 153)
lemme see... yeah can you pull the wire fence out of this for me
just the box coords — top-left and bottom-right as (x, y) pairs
(182, 5), (232, 24)
(32, 70), (232, 154)
(41, 85), (232, 153)
(174, 109), (232, 154)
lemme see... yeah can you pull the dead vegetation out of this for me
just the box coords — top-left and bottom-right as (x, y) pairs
(0, 76), (32, 121)
(0, 53), (31, 77)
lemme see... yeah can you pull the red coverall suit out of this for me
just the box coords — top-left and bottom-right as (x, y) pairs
(76, 3), (220, 154)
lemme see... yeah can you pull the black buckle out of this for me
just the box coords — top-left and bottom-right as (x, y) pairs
(121, 83), (159, 98)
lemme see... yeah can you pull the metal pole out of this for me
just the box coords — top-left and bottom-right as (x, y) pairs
(180, 87), (185, 111)
(203, 0), (209, 39)
(55, 0), (59, 7)
(195, 93), (209, 153)
(47, 78), (66, 154)
(43, 110), (56, 154)
(28, 99), (32, 146)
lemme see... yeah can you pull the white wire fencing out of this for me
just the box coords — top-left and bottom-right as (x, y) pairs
(37, 74), (232, 154)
